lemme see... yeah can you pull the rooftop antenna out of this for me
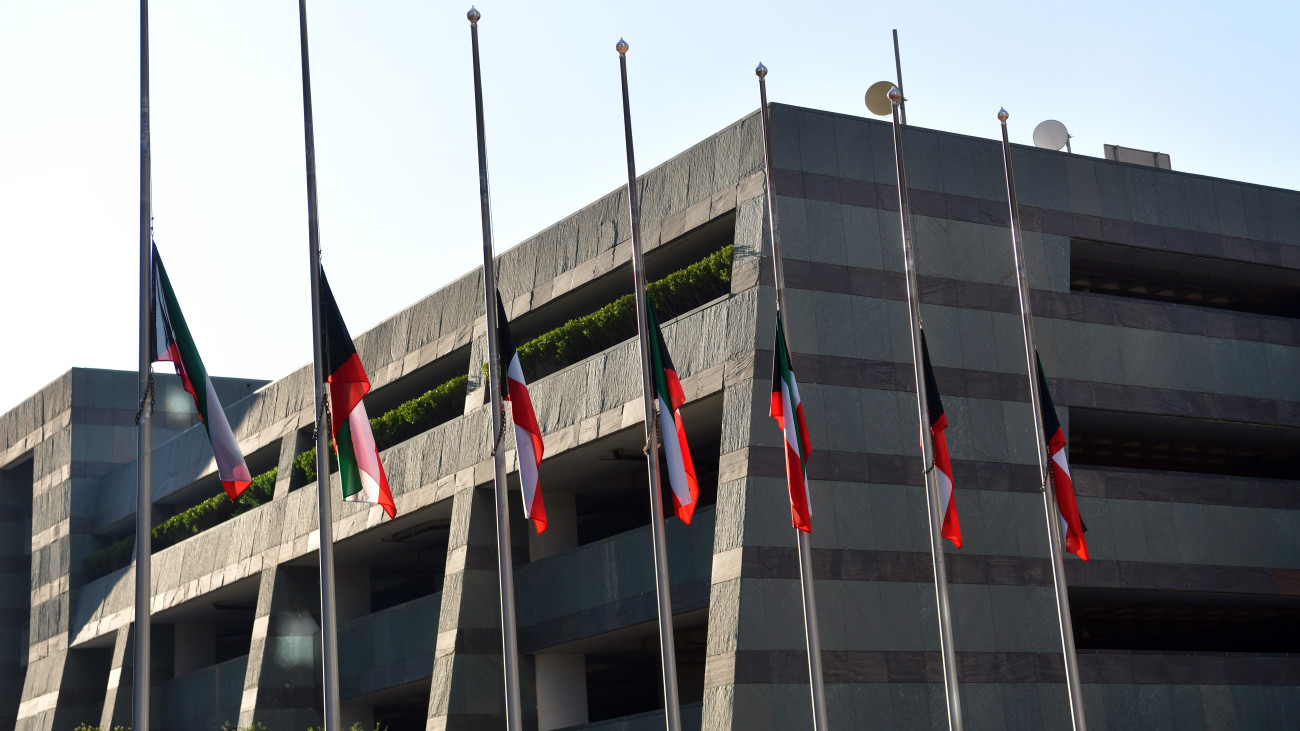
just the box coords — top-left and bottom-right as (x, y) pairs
(1033, 119), (1073, 154)
(865, 80), (896, 117)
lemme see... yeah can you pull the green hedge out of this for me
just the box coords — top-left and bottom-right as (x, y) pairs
(515, 243), (732, 380)
(84, 243), (733, 580)
(294, 374), (469, 483)
(85, 469), (278, 579)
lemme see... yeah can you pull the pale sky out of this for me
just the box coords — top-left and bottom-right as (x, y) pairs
(2, 0), (1297, 415)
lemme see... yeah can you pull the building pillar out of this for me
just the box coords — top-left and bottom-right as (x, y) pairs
(238, 565), (322, 731)
(426, 485), (534, 730)
(535, 654), (587, 731)
(97, 625), (133, 731)
(0, 460), (33, 731)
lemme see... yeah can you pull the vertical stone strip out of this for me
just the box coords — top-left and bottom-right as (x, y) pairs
(0, 459), (34, 731)
(238, 565), (322, 730)
(98, 625), (133, 731)
(426, 485), (531, 731)
(702, 184), (816, 731)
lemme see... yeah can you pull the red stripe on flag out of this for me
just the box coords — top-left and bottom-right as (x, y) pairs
(327, 353), (370, 438)
(221, 479), (252, 503)
(1048, 428), (1089, 561)
(668, 409), (700, 525)
(505, 372), (547, 534)
(931, 417), (962, 548)
(785, 440), (812, 532)
(159, 342), (199, 406)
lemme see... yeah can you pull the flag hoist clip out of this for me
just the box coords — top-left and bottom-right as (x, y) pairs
(134, 373), (155, 425)
(134, 233), (157, 426)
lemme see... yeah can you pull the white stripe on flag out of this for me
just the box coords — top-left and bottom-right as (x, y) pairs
(203, 378), (251, 484)
(513, 418), (540, 518)
(1052, 447), (1072, 537)
(658, 397), (693, 509)
(937, 468), (953, 516)
(780, 380), (810, 516)
(343, 402), (383, 505)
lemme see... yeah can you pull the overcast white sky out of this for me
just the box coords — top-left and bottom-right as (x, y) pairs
(1, 0), (1297, 415)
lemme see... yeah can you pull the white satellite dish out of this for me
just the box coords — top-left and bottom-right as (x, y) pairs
(1033, 119), (1072, 153)
(865, 80), (897, 117)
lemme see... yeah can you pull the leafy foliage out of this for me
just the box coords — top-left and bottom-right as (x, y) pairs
(84, 468), (278, 579)
(515, 244), (733, 380)
(294, 375), (469, 483)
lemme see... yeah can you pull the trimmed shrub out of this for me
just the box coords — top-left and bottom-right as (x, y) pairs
(515, 244), (732, 380)
(294, 374), (469, 483)
(85, 468), (278, 579)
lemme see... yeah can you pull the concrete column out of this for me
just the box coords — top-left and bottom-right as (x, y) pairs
(535, 654), (587, 731)
(238, 566), (322, 730)
(97, 625), (133, 731)
(527, 492), (577, 561)
(272, 423), (309, 500)
(426, 486), (535, 730)
(0, 460), (33, 731)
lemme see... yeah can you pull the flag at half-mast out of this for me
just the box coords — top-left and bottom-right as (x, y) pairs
(151, 245), (252, 501)
(920, 331), (961, 548)
(497, 295), (546, 533)
(1036, 352), (1088, 561)
(770, 314), (813, 531)
(320, 268), (396, 519)
(646, 297), (699, 524)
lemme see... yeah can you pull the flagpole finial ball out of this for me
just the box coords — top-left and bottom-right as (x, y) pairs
(616, 38), (629, 54)
(467, 6), (480, 23)
(755, 62), (768, 78)
(998, 108), (1009, 123)
(887, 87), (902, 105)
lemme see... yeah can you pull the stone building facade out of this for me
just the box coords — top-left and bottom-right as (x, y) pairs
(2, 103), (1298, 730)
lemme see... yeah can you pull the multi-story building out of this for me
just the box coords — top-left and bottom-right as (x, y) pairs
(2, 103), (1297, 731)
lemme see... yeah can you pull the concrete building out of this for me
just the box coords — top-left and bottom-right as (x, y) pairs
(2, 103), (1298, 731)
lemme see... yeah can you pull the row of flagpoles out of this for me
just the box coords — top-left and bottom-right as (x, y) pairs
(129, 3), (1094, 730)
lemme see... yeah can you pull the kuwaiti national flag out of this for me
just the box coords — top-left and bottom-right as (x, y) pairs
(320, 269), (396, 519)
(151, 245), (252, 501)
(770, 314), (813, 532)
(1036, 352), (1088, 561)
(920, 331), (961, 548)
(496, 295), (546, 533)
(647, 297), (699, 524)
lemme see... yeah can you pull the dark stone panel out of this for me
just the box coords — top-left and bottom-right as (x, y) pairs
(733, 544), (1300, 597)
(761, 253), (1299, 346)
(752, 348), (1299, 436)
(772, 167), (1300, 280)
(516, 578), (708, 653)
(723, 649), (1300, 685)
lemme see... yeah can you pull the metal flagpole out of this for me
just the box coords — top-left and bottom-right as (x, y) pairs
(892, 30), (907, 125)
(297, 1), (342, 728)
(997, 108), (1087, 731)
(466, 9), (524, 729)
(886, 87), (963, 730)
(755, 63), (829, 731)
(615, 39), (683, 731)
(133, 1), (153, 728)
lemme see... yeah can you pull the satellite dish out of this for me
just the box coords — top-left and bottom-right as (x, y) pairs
(1033, 119), (1072, 152)
(865, 80), (897, 117)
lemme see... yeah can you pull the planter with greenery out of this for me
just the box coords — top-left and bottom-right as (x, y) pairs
(83, 243), (733, 581)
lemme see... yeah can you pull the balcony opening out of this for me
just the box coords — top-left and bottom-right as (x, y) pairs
(1072, 588), (1300, 653)
(1068, 409), (1299, 480)
(1070, 238), (1300, 318)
